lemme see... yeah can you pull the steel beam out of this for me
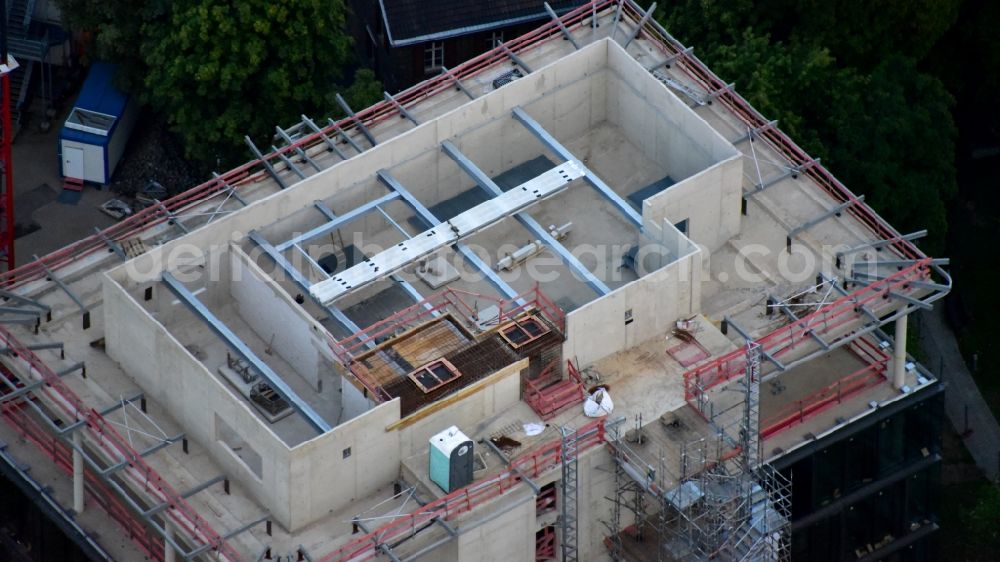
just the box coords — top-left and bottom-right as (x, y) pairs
(94, 227), (126, 260)
(99, 393), (144, 416)
(99, 435), (186, 476)
(354, 518), (403, 562)
(733, 120), (778, 144)
(745, 169), (793, 198)
(305, 204), (433, 314)
(852, 258), (949, 268)
(0, 306), (42, 316)
(835, 230), (927, 259)
(484, 438), (541, 494)
(500, 44), (532, 73)
(248, 230), (370, 344)
(376, 170), (520, 300)
(270, 145), (307, 180)
(211, 172), (248, 206)
(301, 114), (348, 160)
(544, 2), (581, 49)
(335, 94), (378, 147)
(768, 296), (831, 348)
(277, 192), (401, 251)
(723, 317), (786, 371)
(156, 201), (190, 234)
(0, 341), (63, 355)
(512, 107), (643, 228)
(788, 196), (865, 241)
(384, 92), (419, 126)
(34, 257), (86, 313)
(184, 515), (270, 559)
(162, 272), (331, 433)
(275, 126), (322, 172)
(610, 0), (624, 41)
(0, 289), (48, 313)
(704, 82), (735, 103)
(313, 200), (337, 221)
(328, 118), (364, 154)
(646, 46), (693, 71)
(243, 136), (288, 189)
(888, 291), (933, 310)
(440, 66), (475, 100)
(822, 272), (879, 323)
(623, 3), (657, 49)
(442, 140), (610, 295)
(0, 362), (82, 404)
(849, 271), (950, 293)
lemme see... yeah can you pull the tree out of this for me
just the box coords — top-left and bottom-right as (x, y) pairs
(824, 56), (956, 254)
(655, 2), (958, 253)
(57, 0), (381, 167)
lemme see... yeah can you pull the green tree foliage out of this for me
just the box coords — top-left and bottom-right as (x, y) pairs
(656, 0), (958, 254)
(57, 0), (381, 166)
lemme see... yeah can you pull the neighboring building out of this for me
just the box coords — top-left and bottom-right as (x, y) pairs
(351, 0), (586, 91)
(0, 2), (950, 562)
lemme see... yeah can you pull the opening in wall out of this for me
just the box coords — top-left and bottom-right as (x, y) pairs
(215, 413), (263, 479)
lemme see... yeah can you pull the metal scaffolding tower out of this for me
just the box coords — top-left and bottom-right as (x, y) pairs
(605, 340), (791, 561)
(560, 425), (580, 562)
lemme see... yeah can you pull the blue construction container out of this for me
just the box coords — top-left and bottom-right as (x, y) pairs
(58, 63), (139, 185)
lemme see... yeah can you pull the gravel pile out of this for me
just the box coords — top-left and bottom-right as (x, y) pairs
(108, 112), (205, 199)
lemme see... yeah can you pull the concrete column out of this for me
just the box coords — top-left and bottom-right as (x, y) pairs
(894, 314), (908, 389)
(164, 520), (176, 562)
(72, 430), (84, 514)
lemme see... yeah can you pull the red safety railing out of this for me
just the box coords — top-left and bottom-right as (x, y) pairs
(0, 389), (166, 561)
(318, 419), (606, 562)
(523, 360), (586, 420)
(759, 338), (890, 440)
(0, 326), (242, 561)
(536, 525), (557, 560)
(684, 259), (931, 406)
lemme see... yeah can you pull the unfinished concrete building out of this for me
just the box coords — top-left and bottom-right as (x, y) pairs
(0, 2), (949, 561)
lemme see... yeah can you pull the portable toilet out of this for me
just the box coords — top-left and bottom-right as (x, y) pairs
(59, 63), (139, 185)
(428, 426), (473, 493)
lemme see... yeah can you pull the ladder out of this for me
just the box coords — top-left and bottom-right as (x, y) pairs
(560, 426), (580, 562)
(650, 70), (705, 106)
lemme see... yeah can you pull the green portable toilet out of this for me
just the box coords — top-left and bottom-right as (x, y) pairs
(429, 426), (474, 493)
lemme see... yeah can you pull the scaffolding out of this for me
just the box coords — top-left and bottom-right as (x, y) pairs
(606, 343), (791, 562)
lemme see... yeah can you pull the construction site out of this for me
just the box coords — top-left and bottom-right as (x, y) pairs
(0, 2), (950, 561)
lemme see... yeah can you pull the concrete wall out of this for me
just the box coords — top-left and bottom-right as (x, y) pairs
(104, 267), (409, 531)
(286, 399), (401, 531)
(102, 274), (295, 527)
(606, 41), (738, 182)
(453, 490), (536, 562)
(395, 359), (526, 457)
(563, 246), (701, 367)
(229, 246), (330, 389)
(642, 154), (742, 254)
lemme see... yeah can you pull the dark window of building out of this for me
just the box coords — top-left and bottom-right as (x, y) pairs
(424, 41), (444, 73)
(488, 30), (505, 49)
